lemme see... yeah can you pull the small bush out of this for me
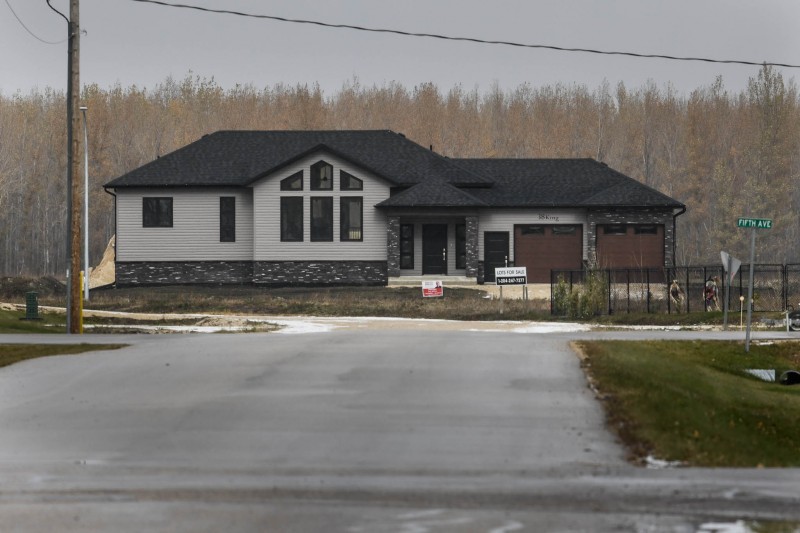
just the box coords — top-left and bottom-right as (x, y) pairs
(552, 270), (608, 319)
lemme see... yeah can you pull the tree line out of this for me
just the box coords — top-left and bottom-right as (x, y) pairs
(0, 65), (798, 277)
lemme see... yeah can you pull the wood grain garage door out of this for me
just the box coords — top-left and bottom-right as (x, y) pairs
(596, 224), (664, 268)
(514, 225), (583, 283)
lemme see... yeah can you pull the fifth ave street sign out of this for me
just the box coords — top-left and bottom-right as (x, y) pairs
(737, 217), (773, 229)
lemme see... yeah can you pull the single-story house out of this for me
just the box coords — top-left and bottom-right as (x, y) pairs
(103, 130), (685, 286)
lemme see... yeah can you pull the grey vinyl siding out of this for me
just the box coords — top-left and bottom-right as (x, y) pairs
(116, 188), (254, 261)
(252, 152), (390, 261)
(478, 209), (588, 264)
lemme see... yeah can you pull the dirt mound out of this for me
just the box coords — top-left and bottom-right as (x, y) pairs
(89, 236), (115, 289)
(0, 276), (65, 300)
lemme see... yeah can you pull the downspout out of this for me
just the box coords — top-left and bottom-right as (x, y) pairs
(103, 187), (117, 282)
(672, 206), (686, 267)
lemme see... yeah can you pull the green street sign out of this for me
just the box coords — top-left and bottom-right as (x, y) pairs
(737, 217), (772, 229)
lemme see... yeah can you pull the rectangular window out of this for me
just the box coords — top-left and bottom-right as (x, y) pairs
(602, 224), (627, 235)
(634, 225), (658, 235)
(311, 197), (333, 241)
(520, 225), (545, 235)
(143, 197), (173, 227)
(220, 197), (236, 242)
(340, 197), (363, 241)
(400, 224), (414, 270)
(455, 223), (466, 269)
(280, 197), (303, 242)
(552, 225), (577, 235)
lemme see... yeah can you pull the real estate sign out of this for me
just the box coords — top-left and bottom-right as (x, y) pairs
(495, 267), (527, 286)
(422, 280), (444, 298)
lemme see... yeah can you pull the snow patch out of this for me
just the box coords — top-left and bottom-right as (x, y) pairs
(644, 455), (682, 469)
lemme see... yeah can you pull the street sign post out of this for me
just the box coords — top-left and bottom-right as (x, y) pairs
(720, 251), (742, 331)
(737, 218), (772, 352)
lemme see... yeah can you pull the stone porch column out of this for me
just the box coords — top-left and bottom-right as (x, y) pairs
(465, 215), (479, 278)
(387, 216), (400, 277)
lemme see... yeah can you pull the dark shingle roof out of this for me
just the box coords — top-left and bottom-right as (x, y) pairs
(452, 158), (683, 208)
(105, 130), (684, 210)
(376, 181), (488, 208)
(104, 130), (492, 188)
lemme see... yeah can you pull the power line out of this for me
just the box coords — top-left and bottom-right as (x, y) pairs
(3, 0), (67, 44)
(129, 0), (800, 70)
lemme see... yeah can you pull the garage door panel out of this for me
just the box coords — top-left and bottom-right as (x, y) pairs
(514, 225), (582, 283)
(596, 224), (664, 269)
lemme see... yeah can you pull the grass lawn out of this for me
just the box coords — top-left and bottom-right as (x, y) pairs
(0, 343), (126, 369)
(0, 309), (64, 333)
(577, 339), (800, 467)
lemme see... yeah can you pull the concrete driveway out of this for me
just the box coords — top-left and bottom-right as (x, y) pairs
(0, 320), (798, 532)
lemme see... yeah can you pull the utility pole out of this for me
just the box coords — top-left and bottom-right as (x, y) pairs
(67, 0), (82, 333)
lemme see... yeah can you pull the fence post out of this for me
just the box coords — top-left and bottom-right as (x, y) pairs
(685, 268), (690, 313)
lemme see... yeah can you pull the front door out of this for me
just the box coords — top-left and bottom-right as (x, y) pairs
(484, 232), (509, 283)
(422, 224), (448, 275)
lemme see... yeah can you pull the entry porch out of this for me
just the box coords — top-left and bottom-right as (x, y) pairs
(386, 214), (480, 281)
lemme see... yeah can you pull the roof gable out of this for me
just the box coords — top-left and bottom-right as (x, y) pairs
(105, 130), (492, 189)
(376, 181), (487, 208)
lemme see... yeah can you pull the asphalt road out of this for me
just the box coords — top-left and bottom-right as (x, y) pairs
(0, 322), (799, 532)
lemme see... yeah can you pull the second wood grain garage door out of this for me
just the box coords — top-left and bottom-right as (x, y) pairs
(595, 224), (665, 269)
(514, 224), (583, 283)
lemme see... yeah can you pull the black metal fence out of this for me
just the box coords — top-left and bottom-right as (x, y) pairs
(551, 264), (800, 315)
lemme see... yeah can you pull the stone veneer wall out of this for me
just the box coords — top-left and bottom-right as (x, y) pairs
(465, 215), (479, 278)
(116, 261), (388, 286)
(386, 216), (400, 277)
(586, 208), (676, 267)
(253, 261), (387, 286)
(116, 261), (254, 286)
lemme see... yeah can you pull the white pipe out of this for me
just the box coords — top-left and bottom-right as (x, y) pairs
(80, 106), (89, 301)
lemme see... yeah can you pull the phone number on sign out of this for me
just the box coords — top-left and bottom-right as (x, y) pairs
(496, 276), (527, 285)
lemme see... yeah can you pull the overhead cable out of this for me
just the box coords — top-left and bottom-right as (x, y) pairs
(128, 0), (800, 69)
(4, 0), (67, 44)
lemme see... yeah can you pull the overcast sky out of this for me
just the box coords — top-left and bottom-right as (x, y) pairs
(2, 0), (799, 98)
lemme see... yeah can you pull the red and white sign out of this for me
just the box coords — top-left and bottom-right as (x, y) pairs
(422, 280), (443, 298)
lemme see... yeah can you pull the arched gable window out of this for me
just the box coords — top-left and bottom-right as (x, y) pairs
(310, 160), (333, 190)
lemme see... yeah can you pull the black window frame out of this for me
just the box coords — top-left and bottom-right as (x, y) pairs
(219, 196), (236, 242)
(455, 223), (466, 270)
(340, 197), (363, 242)
(142, 197), (173, 228)
(602, 224), (627, 235)
(552, 225), (577, 236)
(310, 196), (333, 242)
(280, 196), (304, 242)
(280, 171), (303, 191)
(310, 160), (333, 191)
(340, 171), (363, 191)
(400, 223), (414, 270)
(634, 224), (659, 235)
(520, 225), (545, 235)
